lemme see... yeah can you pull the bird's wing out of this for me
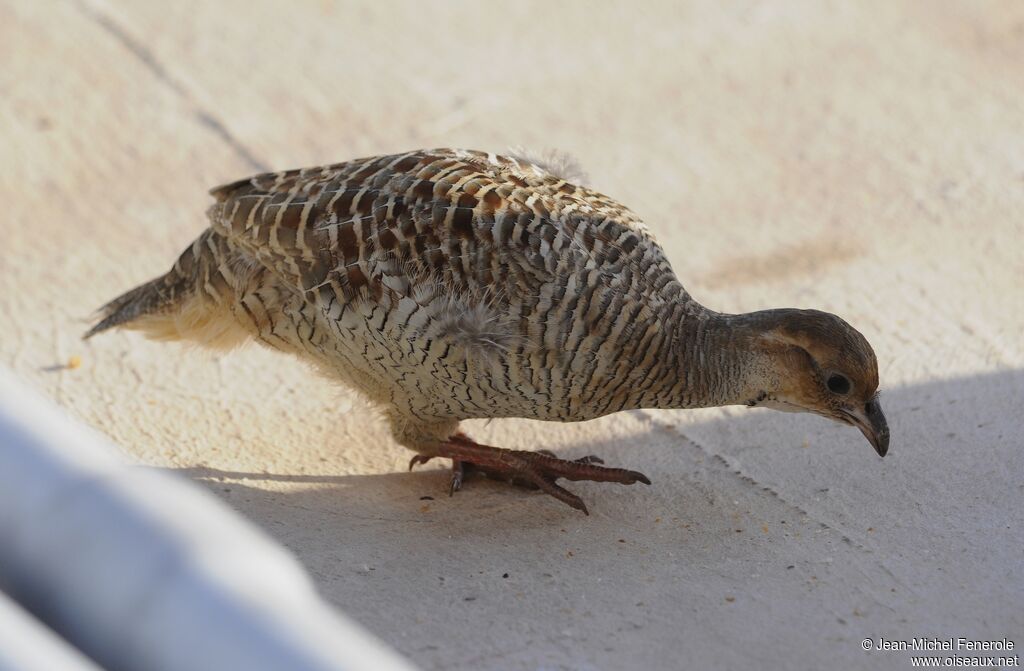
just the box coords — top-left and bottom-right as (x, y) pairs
(205, 148), (680, 315)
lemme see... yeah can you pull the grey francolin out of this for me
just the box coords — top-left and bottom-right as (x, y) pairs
(87, 148), (889, 514)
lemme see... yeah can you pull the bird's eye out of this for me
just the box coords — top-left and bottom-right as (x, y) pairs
(827, 373), (851, 395)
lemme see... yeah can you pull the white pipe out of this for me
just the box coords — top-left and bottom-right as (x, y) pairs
(0, 368), (417, 671)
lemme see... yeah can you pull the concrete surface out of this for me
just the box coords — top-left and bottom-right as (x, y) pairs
(2, 1), (1022, 669)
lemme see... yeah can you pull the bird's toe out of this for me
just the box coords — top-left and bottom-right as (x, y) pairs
(449, 460), (467, 496)
(408, 454), (434, 471)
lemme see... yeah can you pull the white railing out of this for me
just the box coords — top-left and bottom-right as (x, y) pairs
(0, 368), (417, 671)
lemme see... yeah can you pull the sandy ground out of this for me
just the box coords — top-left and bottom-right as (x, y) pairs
(2, 1), (1023, 669)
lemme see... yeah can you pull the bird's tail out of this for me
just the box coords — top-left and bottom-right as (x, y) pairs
(84, 230), (251, 348)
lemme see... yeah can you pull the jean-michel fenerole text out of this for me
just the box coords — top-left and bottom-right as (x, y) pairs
(874, 638), (1014, 652)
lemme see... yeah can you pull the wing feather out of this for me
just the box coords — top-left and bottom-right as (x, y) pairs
(205, 148), (677, 320)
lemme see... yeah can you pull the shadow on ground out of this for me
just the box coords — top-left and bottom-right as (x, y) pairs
(166, 369), (1022, 671)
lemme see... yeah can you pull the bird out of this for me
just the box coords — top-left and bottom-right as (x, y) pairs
(86, 148), (889, 514)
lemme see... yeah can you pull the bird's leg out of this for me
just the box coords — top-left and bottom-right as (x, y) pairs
(409, 433), (650, 515)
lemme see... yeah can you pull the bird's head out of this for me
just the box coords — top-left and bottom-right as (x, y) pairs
(741, 309), (889, 457)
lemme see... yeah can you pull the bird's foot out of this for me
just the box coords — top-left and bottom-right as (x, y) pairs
(408, 433), (650, 515)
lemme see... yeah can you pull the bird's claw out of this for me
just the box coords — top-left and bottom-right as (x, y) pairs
(414, 436), (649, 514)
(408, 454), (434, 471)
(449, 460), (466, 496)
(411, 455), (469, 496)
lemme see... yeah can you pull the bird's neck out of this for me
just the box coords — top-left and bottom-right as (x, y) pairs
(626, 307), (768, 411)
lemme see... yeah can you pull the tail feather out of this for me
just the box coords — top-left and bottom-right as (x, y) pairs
(85, 231), (251, 348)
(84, 274), (189, 339)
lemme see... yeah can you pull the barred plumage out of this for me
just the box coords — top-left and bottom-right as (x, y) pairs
(89, 148), (889, 513)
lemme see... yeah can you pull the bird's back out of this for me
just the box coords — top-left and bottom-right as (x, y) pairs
(94, 149), (697, 422)
(206, 148), (677, 308)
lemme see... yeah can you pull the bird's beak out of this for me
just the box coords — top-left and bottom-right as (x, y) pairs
(840, 400), (890, 457)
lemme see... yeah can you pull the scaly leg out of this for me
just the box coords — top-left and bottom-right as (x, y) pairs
(408, 433), (650, 514)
